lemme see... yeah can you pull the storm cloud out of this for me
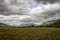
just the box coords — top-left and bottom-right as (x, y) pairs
(0, 0), (60, 26)
(34, 0), (60, 4)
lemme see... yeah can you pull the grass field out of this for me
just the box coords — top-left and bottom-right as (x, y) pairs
(0, 27), (60, 40)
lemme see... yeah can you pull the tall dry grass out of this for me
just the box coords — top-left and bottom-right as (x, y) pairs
(0, 27), (60, 40)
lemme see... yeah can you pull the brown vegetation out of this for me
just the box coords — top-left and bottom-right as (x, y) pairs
(0, 27), (60, 40)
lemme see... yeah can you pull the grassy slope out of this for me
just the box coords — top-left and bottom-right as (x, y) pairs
(40, 19), (60, 27)
(0, 27), (60, 40)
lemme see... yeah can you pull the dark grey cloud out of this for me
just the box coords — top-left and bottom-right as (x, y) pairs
(0, 0), (60, 26)
(34, 0), (60, 4)
(0, 0), (4, 3)
(0, 0), (28, 15)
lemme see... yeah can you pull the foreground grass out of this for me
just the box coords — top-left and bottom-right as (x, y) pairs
(0, 27), (60, 40)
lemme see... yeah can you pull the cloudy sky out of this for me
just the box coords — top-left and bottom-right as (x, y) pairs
(0, 0), (60, 26)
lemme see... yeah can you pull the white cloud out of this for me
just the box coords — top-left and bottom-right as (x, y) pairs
(0, 0), (60, 26)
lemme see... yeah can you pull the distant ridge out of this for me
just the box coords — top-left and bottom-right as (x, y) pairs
(0, 23), (9, 27)
(40, 19), (60, 27)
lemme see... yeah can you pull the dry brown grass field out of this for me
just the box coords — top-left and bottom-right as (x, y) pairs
(0, 27), (60, 40)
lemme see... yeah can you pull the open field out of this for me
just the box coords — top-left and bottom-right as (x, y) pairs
(0, 27), (60, 40)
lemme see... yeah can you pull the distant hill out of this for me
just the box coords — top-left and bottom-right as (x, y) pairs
(0, 19), (60, 28)
(40, 19), (60, 27)
(0, 23), (9, 27)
